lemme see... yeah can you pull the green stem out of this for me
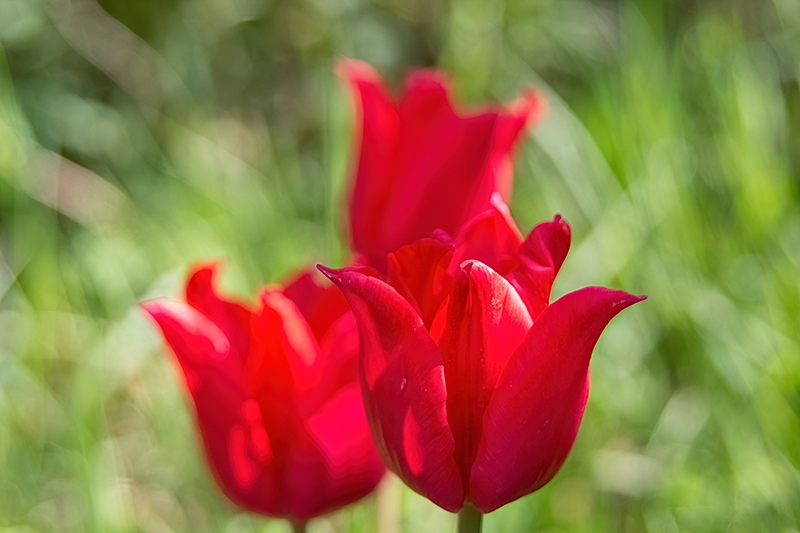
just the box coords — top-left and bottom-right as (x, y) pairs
(291, 520), (307, 533)
(457, 503), (483, 533)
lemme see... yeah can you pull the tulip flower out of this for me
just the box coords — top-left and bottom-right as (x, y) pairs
(319, 195), (644, 523)
(338, 58), (544, 271)
(142, 264), (385, 528)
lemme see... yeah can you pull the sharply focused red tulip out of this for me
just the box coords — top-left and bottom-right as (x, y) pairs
(338, 58), (544, 271)
(142, 264), (385, 523)
(320, 195), (645, 513)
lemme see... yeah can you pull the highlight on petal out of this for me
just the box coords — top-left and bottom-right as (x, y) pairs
(297, 383), (386, 518)
(246, 289), (322, 407)
(316, 311), (360, 396)
(469, 287), (646, 512)
(505, 214), (572, 319)
(279, 383), (385, 520)
(142, 301), (280, 515)
(319, 265), (464, 512)
(436, 261), (532, 492)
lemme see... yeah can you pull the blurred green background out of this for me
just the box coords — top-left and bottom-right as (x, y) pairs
(1, 0), (799, 531)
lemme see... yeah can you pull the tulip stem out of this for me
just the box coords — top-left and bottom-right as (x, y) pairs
(457, 503), (483, 533)
(291, 520), (307, 533)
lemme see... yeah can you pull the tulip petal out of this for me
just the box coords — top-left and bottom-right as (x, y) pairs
(451, 193), (524, 276)
(185, 263), (252, 363)
(470, 287), (645, 512)
(437, 261), (532, 491)
(142, 301), (280, 515)
(386, 234), (455, 330)
(319, 265), (465, 511)
(247, 290), (322, 415)
(317, 311), (360, 397)
(337, 58), (401, 270)
(293, 382), (385, 519)
(505, 215), (572, 319)
(283, 268), (351, 342)
(380, 74), (515, 259)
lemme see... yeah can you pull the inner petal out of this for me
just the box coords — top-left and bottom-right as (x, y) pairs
(436, 261), (532, 494)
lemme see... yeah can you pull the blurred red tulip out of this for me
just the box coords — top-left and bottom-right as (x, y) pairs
(320, 195), (644, 513)
(338, 58), (544, 271)
(142, 265), (385, 522)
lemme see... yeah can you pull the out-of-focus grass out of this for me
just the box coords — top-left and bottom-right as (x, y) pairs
(0, 0), (798, 531)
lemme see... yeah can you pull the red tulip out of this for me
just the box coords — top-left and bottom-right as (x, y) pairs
(319, 195), (645, 513)
(338, 59), (544, 271)
(142, 264), (385, 523)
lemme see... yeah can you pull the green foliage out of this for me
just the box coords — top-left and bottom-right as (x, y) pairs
(0, 0), (798, 530)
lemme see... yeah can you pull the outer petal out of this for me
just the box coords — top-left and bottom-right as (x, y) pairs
(283, 268), (351, 342)
(319, 265), (464, 512)
(185, 263), (252, 363)
(469, 287), (645, 512)
(450, 193), (524, 276)
(141, 301), (279, 515)
(337, 59), (401, 271)
(317, 311), (360, 397)
(289, 382), (385, 520)
(386, 234), (455, 330)
(247, 290), (322, 417)
(505, 215), (572, 319)
(437, 261), (532, 491)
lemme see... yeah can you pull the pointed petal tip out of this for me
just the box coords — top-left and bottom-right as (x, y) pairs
(428, 228), (454, 245)
(514, 89), (547, 125)
(139, 299), (159, 319)
(456, 258), (491, 277)
(185, 259), (226, 299)
(403, 67), (452, 94)
(187, 259), (224, 279)
(315, 263), (340, 283)
(604, 288), (647, 310)
(551, 214), (571, 236)
(138, 298), (189, 321)
(315, 264), (369, 290)
(333, 57), (380, 84)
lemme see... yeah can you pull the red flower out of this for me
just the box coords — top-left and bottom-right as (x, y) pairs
(338, 59), (544, 271)
(142, 265), (385, 522)
(319, 195), (644, 513)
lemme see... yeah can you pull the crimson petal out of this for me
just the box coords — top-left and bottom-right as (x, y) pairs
(469, 287), (645, 512)
(142, 301), (279, 515)
(505, 215), (572, 319)
(296, 383), (386, 519)
(283, 268), (351, 342)
(451, 193), (524, 276)
(437, 261), (532, 493)
(185, 263), (252, 363)
(386, 234), (455, 330)
(337, 59), (401, 271)
(247, 290), (322, 417)
(319, 265), (465, 511)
